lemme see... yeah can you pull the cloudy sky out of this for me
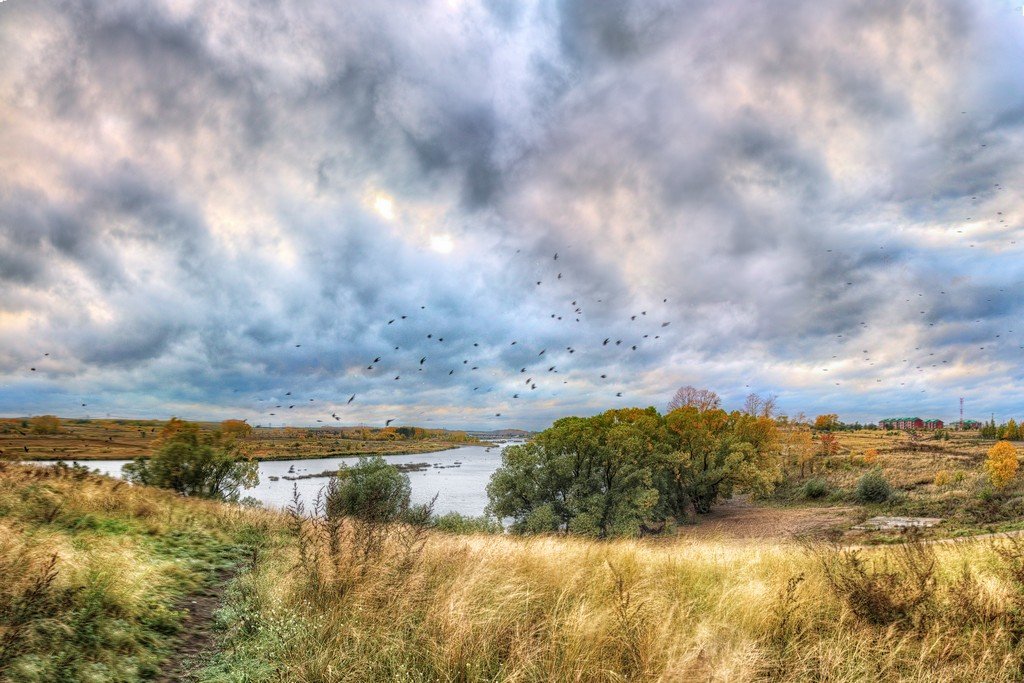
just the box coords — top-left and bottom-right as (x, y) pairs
(2, 0), (1024, 430)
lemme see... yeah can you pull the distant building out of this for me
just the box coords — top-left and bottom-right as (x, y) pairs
(879, 417), (944, 430)
(958, 419), (982, 430)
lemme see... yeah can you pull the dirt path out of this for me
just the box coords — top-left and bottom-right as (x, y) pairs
(676, 497), (856, 541)
(155, 568), (235, 682)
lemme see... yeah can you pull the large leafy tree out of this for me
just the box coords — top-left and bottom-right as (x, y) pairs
(123, 420), (258, 501)
(488, 402), (782, 536)
(662, 407), (781, 515)
(487, 408), (667, 537)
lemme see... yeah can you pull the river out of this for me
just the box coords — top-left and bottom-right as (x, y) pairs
(47, 442), (515, 517)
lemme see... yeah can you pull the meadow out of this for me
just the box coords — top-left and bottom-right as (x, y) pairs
(6, 433), (1024, 682)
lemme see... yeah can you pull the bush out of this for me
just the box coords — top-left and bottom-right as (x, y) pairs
(816, 535), (937, 627)
(856, 470), (892, 503)
(326, 456), (411, 524)
(802, 478), (828, 499)
(433, 512), (503, 535)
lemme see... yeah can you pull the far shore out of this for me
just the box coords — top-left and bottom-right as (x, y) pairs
(19, 441), (497, 462)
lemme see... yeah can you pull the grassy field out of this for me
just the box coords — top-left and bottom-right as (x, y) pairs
(6, 428), (1024, 681)
(204, 518), (1024, 682)
(0, 418), (482, 462)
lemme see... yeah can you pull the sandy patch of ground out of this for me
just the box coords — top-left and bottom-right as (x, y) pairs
(676, 498), (856, 541)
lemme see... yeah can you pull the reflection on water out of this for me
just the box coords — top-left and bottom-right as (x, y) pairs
(51, 442), (519, 517)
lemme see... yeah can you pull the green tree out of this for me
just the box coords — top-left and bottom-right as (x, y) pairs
(661, 407), (781, 516)
(122, 420), (258, 501)
(487, 408), (666, 537)
(487, 405), (783, 536)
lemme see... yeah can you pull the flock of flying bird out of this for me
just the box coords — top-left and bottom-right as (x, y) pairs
(816, 114), (1019, 399)
(243, 250), (675, 427)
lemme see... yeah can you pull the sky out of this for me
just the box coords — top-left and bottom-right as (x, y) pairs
(2, 0), (1024, 431)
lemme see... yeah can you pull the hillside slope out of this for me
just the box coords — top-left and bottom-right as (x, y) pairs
(4, 463), (1024, 682)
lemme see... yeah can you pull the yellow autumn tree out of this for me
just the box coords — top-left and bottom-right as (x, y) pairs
(29, 415), (61, 435)
(220, 419), (253, 439)
(987, 440), (1019, 489)
(781, 428), (815, 477)
(813, 414), (839, 431)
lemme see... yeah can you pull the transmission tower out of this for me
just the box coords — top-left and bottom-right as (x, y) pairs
(960, 397), (964, 431)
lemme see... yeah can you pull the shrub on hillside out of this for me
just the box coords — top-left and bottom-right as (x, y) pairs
(816, 534), (936, 627)
(802, 478), (828, 499)
(856, 470), (892, 503)
(326, 456), (411, 524)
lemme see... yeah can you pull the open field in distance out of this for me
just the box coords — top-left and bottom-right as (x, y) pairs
(0, 417), (484, 461)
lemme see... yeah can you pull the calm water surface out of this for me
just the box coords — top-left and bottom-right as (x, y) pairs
(54, 443), (515, 517)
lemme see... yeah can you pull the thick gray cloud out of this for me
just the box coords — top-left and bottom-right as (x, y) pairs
(2, 0), (1024, 429)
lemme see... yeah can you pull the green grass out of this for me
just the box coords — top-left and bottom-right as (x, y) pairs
(0, 464), (283, 682)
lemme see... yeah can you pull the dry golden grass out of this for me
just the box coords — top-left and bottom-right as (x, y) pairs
(8, 427), (1024, 682)
(206, 511), (1024, 682)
